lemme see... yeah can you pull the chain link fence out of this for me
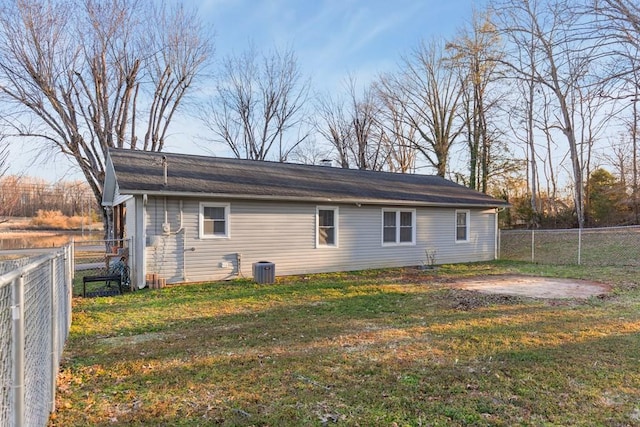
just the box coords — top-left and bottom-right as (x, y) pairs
(0, 244), (73, 427)
(73, 238), (131, 296)
(499, 225), (640, 266)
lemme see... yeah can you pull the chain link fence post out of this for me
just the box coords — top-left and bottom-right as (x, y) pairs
(531, 229), (535, 263)
(49, 257), (57, 414)
(10, 275), (24, 427)
(577, 228), (582, 265)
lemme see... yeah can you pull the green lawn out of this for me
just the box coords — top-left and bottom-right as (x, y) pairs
(51, 262), (640, 426)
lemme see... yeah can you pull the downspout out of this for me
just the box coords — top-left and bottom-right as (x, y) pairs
(174, 200), (184, 234)
(174, 200), (189, 282)
(176, 201), (195, 282)
(138, 194), (148, 289)
(495, 208), (499, 260)
(164, 197), (168, 232)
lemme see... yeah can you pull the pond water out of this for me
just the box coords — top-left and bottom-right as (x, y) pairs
(0, 231), (104, 250)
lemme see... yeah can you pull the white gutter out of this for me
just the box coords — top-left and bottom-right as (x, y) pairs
(118, 189), (508, 209)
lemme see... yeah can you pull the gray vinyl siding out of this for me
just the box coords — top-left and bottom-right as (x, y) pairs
(143, 197), (497, 284)
(144, 197), (185, 283)
(421, 208), (496, 264)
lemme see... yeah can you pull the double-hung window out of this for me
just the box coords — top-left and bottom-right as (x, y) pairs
(382, 209), (415, 245)
(199, 203), (230, 239)
(317, 207), (338, 247)
(456, 210), (470, 242)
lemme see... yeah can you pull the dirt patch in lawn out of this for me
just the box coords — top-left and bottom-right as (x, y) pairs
(100, 331), (170, 348)
(450, 275), (611, 299)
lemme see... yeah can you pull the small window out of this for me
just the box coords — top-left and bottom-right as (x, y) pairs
(317, 207), (338, 247)
(382, 209), (415, 245)
(383, 211), (397, 243)
(200, 203), (229, 239)
(456, 210), (469, 242)
(399, 211), (413, 242)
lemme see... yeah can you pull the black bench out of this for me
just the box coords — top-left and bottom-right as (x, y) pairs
(83, 274), (122, 297)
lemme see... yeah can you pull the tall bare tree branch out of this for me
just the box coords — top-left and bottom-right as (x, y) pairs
(446, 10), (504, 192)
(202, 46), (310, 162)
(379, 39), (465, 177)
(373, 77), (418, 173)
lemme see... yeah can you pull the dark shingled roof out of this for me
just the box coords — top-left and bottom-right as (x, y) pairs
(108, 149), (508, 208)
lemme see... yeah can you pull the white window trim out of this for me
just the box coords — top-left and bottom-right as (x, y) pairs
(316, 206), (339, 248)
(199, 202), (230, 239)
(455, 209), (470, 243)
(381, 208), (416, 246)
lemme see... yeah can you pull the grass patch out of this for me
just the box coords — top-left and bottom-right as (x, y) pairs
(51, 262), (640, 426)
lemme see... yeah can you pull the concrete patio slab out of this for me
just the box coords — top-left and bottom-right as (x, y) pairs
(451, 275), (610, 299)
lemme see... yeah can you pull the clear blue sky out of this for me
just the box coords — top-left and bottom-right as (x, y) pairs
(7, 0), (487, 182)
(199, 0), (487, 91)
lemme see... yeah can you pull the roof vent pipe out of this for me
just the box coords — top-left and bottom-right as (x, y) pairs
(162, 155), (168, 186)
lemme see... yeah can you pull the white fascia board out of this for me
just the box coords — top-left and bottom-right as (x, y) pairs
(117, 189), (507, 209)
(102, 192), (133, 207)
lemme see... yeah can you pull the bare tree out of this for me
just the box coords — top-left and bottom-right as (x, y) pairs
(0, 175), (21, 223)
(594, 0), (640, 51)
(374, 78), (418, 173)
(0, 0), (211, 234)
(202, 46), (310, 162)
(345, 77), (386, 170)
(495, 0), (605, 228)
(0, 137), (10, 223)
(381, 39), (465, 177)
(506, 75), (543, 225)
(314, 77), (386, 170)
(0, 137), (7, 179)
(625, 58), (640, 223)
(625, 65), (640, 222)
(539, 90), (560, 215)
(594, 0), (640, 223)
(314, 92), (352, 168)
(446, 10), (503, 193)
(288, 137), (333, 166)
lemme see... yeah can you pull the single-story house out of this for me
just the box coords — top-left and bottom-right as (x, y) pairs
(102, 149), (509, 288)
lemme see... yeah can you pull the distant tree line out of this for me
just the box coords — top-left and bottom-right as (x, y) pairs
(501, 168), (632, 229)
(0, 176), (98, 220)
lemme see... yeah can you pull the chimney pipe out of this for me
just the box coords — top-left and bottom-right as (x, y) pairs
(162, 155), (168, 186)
